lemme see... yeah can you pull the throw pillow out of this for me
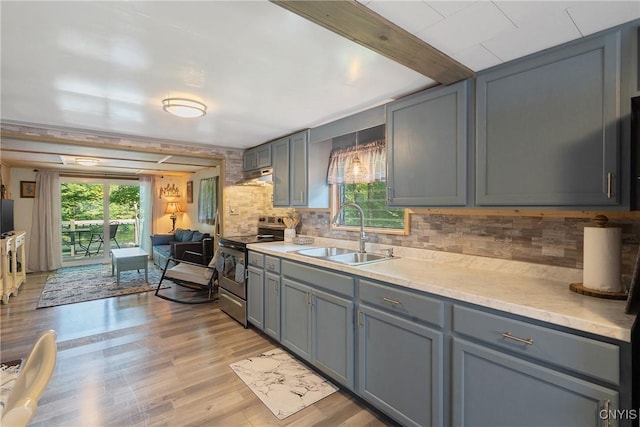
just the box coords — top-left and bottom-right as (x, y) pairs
(191, 231), (205, 242)
(174, 229), (189, 241)
(179, 230), (195, 242)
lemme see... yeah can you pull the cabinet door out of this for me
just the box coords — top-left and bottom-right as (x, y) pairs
(243, 148), (257, 171)
(264, 271), (280, 341)
(247, 266), (264, 330)
(280, 278), (311, 361)
(357, 305), (443, 427)
(452, 338), (619, 427)
(386, 80), (468, 206)
(290, 131), (308, 206)
(256, 144), (272, 169)
(476, 33), (620, 206)
(311, 288), (354, 389)
(272, 137), (290, 206)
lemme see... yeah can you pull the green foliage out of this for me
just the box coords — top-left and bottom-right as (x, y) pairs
(61, 183), (139, 221)
(340, 182), (404, 229)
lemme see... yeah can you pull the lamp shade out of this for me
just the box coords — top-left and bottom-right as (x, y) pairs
(162, 98), (207, 118)
(165, 202), (183, 215)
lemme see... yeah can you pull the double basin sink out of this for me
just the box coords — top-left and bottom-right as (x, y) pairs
(292, 247), (393, 266)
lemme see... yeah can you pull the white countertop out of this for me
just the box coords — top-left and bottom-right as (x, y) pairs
(247, 239), (637, 342)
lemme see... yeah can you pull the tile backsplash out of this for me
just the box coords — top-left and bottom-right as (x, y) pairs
(226, 178), (640, 287)
(297, 210), (640, 286)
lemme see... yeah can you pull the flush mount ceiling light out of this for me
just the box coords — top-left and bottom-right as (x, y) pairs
(162, 98), (207, 118)
(75, 158), (100, 166)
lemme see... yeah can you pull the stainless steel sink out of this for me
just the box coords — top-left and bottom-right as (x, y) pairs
(294, 247), (355, 257)
(326, 252), (391, 265)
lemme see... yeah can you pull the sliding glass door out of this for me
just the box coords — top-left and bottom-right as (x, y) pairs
(60, 177), (140, 266)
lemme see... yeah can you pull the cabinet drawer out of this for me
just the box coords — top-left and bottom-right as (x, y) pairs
(247, 252), (264, 268)
(282, 260), (354, 298)
(452, 305), (620, 385)
(264, 255), (280, 274)
(359, 279), (444, 327)
(14, 234), (24, 247)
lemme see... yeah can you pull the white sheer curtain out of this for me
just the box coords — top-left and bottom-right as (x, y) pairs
(28, 170), (62, 272)
(138, 176), (153, 255)
(326, 140), (386, 184)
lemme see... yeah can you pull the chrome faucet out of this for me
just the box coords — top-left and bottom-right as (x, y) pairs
(332, 202), (368, 253)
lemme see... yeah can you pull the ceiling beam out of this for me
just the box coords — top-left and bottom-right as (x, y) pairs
(271, 0), (474, 85)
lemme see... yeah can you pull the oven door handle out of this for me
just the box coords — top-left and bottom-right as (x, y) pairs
(219, 246), (245, 259)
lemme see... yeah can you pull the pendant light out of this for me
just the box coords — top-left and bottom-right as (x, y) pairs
(345, 130), (368, 183)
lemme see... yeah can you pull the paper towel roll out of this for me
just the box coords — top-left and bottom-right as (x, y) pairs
(583, 226), (622, 292)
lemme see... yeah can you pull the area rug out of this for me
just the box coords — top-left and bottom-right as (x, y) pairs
(229, 348), (338, 420)
(37, 264), (170, 308)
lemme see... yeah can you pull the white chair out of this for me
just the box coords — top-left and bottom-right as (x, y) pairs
(1, 330), (57, 427)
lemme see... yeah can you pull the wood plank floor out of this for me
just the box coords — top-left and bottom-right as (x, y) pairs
(1, 270), (393, 426)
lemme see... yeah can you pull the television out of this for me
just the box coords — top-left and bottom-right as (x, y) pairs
(1, 199), (15, 237)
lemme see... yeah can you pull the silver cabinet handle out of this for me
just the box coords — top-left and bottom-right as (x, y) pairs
(607, 172), (614, 199)
(501, 332), (533, 345)
(602, 399), (611, 427)
(383, 297), (401, 305)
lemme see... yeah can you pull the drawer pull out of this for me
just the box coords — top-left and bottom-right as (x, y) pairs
(383, 297), (401, 305)
(501, 332), (533, 346)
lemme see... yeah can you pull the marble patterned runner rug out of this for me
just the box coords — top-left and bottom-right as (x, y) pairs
(229, 348), (338, 420)
(37, 263), (170, 308)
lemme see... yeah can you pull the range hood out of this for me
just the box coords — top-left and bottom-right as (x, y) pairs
(236, 168), (273, 185)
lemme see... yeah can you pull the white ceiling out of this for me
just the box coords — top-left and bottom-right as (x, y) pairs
(1, 1), (639, 173)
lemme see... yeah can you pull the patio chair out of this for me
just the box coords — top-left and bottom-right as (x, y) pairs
(1, 330), (57, 427)
(85, 222), (120, 256)
(155, 253), (218, 304)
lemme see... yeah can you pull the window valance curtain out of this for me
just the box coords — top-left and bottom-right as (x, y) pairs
(327, 140), (386, 184)
(198, 176), (218, 225)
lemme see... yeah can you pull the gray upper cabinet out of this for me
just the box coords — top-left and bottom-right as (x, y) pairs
(272, 137), (290, 206)
(243, 143), (271, 171)
(386, 80), (468, 206)
(272, 131), (308, 207)
(476, 32), (620, 206)
(290, 131), (308, 206)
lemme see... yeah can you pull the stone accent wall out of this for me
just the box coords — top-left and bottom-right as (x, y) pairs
(297, 210), (640, 283)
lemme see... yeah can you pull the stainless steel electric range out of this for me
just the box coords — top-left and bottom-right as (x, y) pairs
(217, 216), (285, 327)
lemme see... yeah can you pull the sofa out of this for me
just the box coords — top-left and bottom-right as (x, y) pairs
(150, 229), (212, 268)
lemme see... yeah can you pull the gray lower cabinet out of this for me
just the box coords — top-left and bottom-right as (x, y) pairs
(475, 32), (620, 206)
(357, 278), (445, 426)
(357, 304), (443, 427)
(247, 265), (264, 330)
(264, 271), (280, 340)
(280, 261), (355, 388)
(452, 338), (618, 427)
(281, 278), (312, 360)
(452, 304), (626, 427)
(386, 80), (468, 206)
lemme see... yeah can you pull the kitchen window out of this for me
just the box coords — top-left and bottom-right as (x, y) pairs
(327, 131), (408, 235)
(332, 183), (408, 234)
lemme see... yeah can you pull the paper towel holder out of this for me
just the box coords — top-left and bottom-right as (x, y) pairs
(569, 215), (628, 300)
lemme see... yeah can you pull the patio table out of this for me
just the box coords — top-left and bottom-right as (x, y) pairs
(61, 228), (91, 257)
